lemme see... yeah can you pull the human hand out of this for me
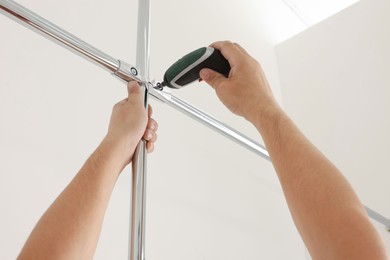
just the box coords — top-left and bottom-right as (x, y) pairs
(200, 41), (279, 123)
(105, 81), (158, 167)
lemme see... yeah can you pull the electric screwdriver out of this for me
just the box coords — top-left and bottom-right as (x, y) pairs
(159, 47), (231, 89)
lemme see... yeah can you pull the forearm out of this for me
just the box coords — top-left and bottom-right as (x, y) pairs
(250, 105), (387, 260)
(200, 40), (386, 259)
(18, 137), (133, 260)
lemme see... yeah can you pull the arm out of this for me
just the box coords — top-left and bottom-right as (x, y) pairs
(200, 41), (388, 260)
(18, 82), (158, 260)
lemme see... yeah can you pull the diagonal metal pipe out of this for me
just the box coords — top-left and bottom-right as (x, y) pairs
(0, 0), (142, 83)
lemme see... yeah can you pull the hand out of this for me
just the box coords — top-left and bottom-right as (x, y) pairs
(143, 105), (158, 153)
(200, 41), (279, 123)
(105, 81), (158, 166)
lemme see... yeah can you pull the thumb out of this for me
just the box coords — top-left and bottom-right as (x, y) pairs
(200, 68), (226, 89)
(127, 81), (141, 97)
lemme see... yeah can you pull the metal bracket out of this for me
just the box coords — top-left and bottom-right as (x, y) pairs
(113, 60), (143, 83)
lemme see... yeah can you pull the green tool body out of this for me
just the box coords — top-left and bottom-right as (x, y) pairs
(161, 47), (231, 89)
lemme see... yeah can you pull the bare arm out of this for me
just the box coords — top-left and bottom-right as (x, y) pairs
(200, 41), (388, 260)
(18, 82), (158, 260)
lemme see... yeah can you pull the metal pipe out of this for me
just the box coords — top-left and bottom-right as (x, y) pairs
(148, 88), (390, 231)
(148, 88), (270, 161)
(0, 0), (141, 82)
(1, 0), (389, 233)
(129, 0), (151, 259)
(365, 206), (390, 232)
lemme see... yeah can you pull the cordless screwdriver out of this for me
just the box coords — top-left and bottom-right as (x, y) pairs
(158, 47), (231, 89)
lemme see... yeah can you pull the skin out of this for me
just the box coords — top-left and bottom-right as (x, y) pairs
(17, 41), (388, 260)
(18, 82), (158, 260)
(200, 41), (388, 260)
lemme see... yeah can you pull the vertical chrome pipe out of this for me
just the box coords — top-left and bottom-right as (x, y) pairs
(129, 0), (150, 259)
(2, 0), (389, 237)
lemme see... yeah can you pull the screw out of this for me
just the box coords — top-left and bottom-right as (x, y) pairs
(130, 67), (138, 76)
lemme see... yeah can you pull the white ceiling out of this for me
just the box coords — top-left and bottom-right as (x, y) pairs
(281, 0), (360, 27)
(242, 0), (360, 43)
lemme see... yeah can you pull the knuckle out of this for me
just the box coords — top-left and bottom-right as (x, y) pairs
(223, 40), (233, 45)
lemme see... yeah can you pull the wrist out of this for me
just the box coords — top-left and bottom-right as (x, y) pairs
(245, 99), (285, 130)
(244, 97), (282, 121)
(98, 135), (139, 173)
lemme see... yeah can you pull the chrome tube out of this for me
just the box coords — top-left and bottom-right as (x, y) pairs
(2, 0), (389, 235)
(0, 0), (141, 82)
(148, 88), (270, 161)
(129, 0), (150, 259)
(150, 87), (390, 231)
(365, 206), (390, 231)
(130, 141), (148, 260)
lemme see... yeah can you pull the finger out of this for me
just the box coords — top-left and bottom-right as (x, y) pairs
(148, 104), (153, 118)
(210, 41), (243, 65)
(127, 81), (141, 97)
(143, 130), (157, 142)
(199, 68), (227, 90)
(147, 118), (158, 131)
(146, 141), (154, 153)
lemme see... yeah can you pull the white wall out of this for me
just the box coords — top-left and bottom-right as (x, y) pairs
(0, 0), (308, 259)
(276, 0), (390, 253)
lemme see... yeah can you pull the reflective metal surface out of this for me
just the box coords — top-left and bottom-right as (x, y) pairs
(365, 206), (390, 232)
(1, 0), (389, 237)
(149, 87), (390, 230)
(0, 0), (141, 83)
(148, 87), (270, 161)
(115, 60), (142, 83)
(130, 134), (148, 260)
(129, 0), (151, 259)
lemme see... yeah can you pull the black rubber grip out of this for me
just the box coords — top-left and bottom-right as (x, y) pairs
(163, 47), (231, 89)
(175, 49), (230, 87)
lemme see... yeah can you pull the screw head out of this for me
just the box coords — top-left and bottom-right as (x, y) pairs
(130, 67), (138, 76)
